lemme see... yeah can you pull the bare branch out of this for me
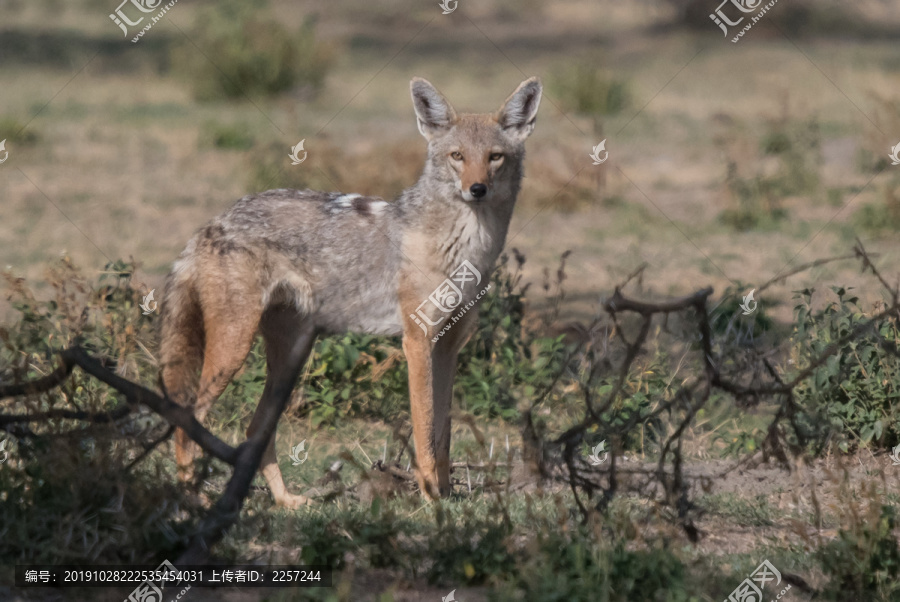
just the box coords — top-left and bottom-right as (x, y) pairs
(0, 347), (238, 466)
(0, 357), (74, 398)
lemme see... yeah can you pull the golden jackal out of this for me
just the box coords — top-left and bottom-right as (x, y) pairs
(159, 77), (542, 506)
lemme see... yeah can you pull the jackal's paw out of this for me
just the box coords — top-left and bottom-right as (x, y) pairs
(274, 492), (315, 509)
(416, 472), (450, 501)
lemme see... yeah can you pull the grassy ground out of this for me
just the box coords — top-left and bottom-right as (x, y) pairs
(3, 1), (900, 601)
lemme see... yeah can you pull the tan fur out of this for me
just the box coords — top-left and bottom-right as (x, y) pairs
(159, 77), (542, 505)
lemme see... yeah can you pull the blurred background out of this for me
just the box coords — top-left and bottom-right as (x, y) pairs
(1, 0), (899, 323)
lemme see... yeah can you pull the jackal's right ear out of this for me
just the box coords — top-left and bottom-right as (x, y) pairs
(498, 77), (542, 142)
(411, 78), (458, 141)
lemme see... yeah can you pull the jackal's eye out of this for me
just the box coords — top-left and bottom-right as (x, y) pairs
(450, 151), (463, 161)
(489, 153), (504, 162)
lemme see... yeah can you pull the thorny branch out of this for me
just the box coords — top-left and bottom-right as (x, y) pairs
(539, 242), (900, 542)
(0, 346), (253, 562)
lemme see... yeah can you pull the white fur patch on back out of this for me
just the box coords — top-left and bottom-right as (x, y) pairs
(332, 193), (361, 207)
(328, 193), (388, 216)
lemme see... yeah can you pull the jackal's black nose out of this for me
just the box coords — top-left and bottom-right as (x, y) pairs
(470, 183), (487, 199)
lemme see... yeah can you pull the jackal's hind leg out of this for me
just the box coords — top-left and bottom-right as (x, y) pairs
(432, 348), (457, 496)
(176, 298), (261, 486)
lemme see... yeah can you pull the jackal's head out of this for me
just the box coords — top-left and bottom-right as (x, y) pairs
(411, 77), (542, 204)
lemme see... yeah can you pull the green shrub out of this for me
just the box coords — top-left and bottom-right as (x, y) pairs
(720, 118), (821, 231)
(0, 116), (39, 146)
(246, 141), (338, 194)
(288, 501), (413, 570)
(853, 175), (900, 232)
(696, 493), (776, 527)
(427, 516), (516, 585)
(551, 62), (630, 119)
(718, 168), (790, 231)
(857, 96), (900, 174)
(304, 334), (409, 427)
(817, 505), (900, 599)
(791, 287), (900, 451)
(216, 330), (409, 429)
(454, 253), (569, 421)
(716, 426), (765, 456)
(0, 259), (200, 565)
(583, 349), (671, 453)
(758, 118), (821, 197)
(201, 121), (256, 150)
(492, 525), (695, 601)
(174, 0), (333, 101)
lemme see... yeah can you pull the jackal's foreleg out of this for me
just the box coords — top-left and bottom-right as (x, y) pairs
(403, 316), (474, 499)
(403, 332), (443, 499)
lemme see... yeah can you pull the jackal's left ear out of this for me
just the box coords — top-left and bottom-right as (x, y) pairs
(411, 78), (458, 141)
(498, 77), (542, 142)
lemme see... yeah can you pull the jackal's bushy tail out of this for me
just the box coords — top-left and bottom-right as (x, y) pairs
(158, 269), (204, 407)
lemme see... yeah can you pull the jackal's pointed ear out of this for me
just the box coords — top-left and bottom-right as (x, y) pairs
(411, 78), (458, 141)
(497, 77), (542, 142)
